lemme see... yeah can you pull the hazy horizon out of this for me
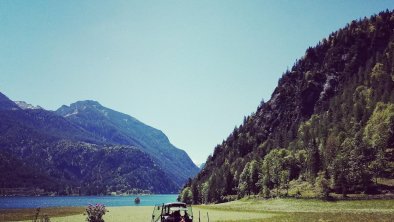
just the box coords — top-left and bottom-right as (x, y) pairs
(1, 0), (394, 164)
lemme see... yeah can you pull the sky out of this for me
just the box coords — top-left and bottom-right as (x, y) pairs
(1, 0), (394, 164)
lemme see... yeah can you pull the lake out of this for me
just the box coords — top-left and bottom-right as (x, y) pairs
(0, 194), (178, 209)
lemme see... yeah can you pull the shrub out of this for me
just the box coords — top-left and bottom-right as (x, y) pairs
(315, 171), (331, 200)
(33, 207), (51, 222)
(86, 204), (107, 222)
(288, 179), (317, 198)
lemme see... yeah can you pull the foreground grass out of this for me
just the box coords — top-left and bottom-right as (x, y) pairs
(0, 207), (84, 221)
(196, 198), (394, 222)
(25, 206), (155, 222)
(2, 198), (394, 222)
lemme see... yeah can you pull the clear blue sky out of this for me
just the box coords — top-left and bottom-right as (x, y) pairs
(1, 0), (393, 164)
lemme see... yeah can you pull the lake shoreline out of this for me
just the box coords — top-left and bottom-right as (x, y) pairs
(0, 194), (178, 209)
(0, 192), (176, 197)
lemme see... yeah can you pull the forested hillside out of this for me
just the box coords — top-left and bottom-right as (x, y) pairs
(180, 10), (394, 204)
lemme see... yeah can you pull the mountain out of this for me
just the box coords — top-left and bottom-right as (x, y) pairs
(0, 92), (20, 110)
(0, 107), (102, 144)
(0, 95), (187, 195)
(14, 101), (43, 110)
(180, 10), (394, 204)
(56, 101), (199, 186)
(0, 139), (179, 195)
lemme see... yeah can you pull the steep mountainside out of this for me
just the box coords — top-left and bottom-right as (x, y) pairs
(0, 95), (183, 195)
(180, 10), (394, 204)
(0, 92), (20, 111)
(56, 101), (199, 186)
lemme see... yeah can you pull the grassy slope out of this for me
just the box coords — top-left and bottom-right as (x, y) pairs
(3, 199), (394, 222)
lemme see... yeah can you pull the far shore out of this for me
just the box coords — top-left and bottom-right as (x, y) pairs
(0, 193), (172, 198)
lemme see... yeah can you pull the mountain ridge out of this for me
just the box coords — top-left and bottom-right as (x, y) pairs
(14, 101), (43, 110)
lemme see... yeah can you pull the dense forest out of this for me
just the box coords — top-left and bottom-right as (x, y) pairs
(180, 10), (394, 204)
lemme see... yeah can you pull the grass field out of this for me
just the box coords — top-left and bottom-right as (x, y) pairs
(1, 198), (393, 222)
(195, 198), (394, 222)
(0, 207), (85, 222)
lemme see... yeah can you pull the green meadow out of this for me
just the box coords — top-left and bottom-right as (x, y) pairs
(2, 198), (393, 222)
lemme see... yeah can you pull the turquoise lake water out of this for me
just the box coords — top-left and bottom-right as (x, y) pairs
(0, 194), (178, 209)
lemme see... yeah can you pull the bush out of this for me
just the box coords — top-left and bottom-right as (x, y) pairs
(315, 171), (331, 200)
(288, 179), (317, 198)
(33, 207), (51, 222)
(86, 204), (107, 222)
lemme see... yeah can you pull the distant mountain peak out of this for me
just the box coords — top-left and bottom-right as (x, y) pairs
(68, 100), (103, 110)
(14, 101), (43, 110)
(74, 100), (102, 106)
(57, 100), (104, 116)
